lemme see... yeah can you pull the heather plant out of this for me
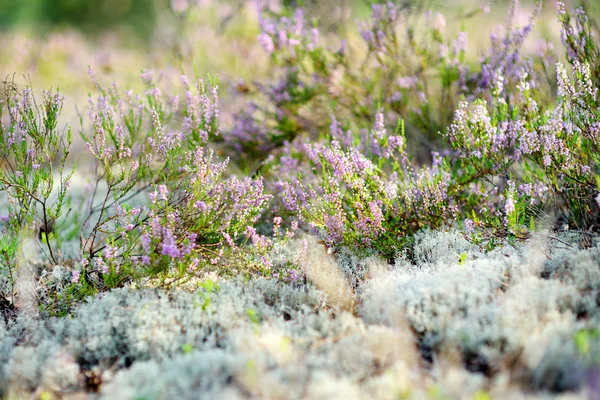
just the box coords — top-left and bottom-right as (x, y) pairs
(280, 110), (455, 259)
(229, 0), (546, 166)
(215, 0), (561, 261)
(60, 69), (275, 293)
(77, 69), (221, 265)
(228, 2), (438, 160)
(0, 69), (277, 314)
(0, 85), (73, 300)
(260, 0), (600, 260)
(558, 1), (600, 88)
(227, 3), (328, 159)
(445, 58), (600, 234)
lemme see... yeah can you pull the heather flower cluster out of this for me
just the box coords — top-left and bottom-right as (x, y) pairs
(0, 67), (276, 300)
(0, 86), (73, 266)
(133, 147), (272, 278)
(281, 111), (455, 256)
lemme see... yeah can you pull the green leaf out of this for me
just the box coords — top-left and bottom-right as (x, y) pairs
(472, 392), (491, 400)
(574, 328), (599, 356)
(247, 308), (260, 324)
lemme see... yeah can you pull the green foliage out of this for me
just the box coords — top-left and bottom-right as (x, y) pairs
(574, 328), (599, 357)
(0, 87), (74, 274)
(0, 0), (158, 41)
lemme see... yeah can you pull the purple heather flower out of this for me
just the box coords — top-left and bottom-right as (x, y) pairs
(261, 255), (273, 269)
(141, 234), (152, 253)
(373, 109), (386, 141)
(505, 195), (515, 216)
(97, 258), (109, 274)
(161, 227), (180, 258)
(432, 152), (443, 168)
(181, 234), (197, 255)
(287, 268), (300, 282)
(104, 246), (118, 261)
(223, 232), (236, 248)
(151, 216), (162, 239)
(273, 216), (283, 235)
(464, 218), (476, 234)
(195, 201), (208, 212)
(141, 70), (154, 85)
(158, 184), (168, 201)
(371, 4), (384, 23)
(187, 258), (200, 272)
(360, 29), (375, 45)
(454, 32), (468, 53)
(282, 182), (300, 212)
(71, 270), (80, 283)
(308, 28), (320, 50)
(258, 33), (275, 54)
(246, 226), (271, 251)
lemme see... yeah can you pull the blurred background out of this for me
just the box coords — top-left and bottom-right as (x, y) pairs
(0, 0), (158, 40)
(2, 0), (597, 36)
(0, 0), (597, 122)
(0, 0), (595, 79)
